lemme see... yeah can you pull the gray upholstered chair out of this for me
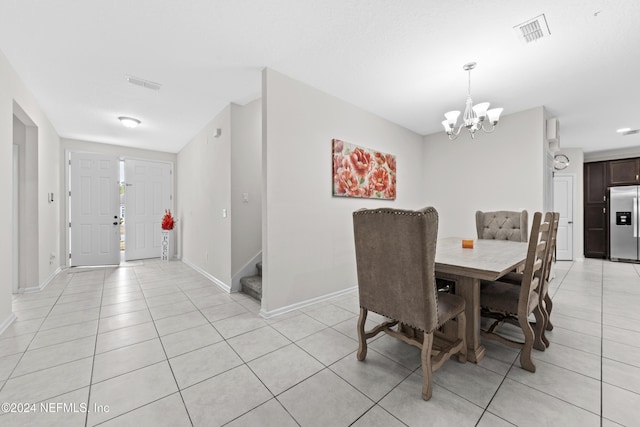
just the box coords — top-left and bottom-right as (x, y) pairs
(479, 211), (548, 372)
(476, 210), (529, 242)
(352, 207), (467, 400)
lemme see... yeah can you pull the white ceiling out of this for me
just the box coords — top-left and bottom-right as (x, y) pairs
(0, 0), (639, 154)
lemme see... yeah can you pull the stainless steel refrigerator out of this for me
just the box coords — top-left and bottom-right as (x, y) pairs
(610, 186), (640, 262)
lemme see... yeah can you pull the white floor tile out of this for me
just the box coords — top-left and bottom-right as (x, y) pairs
(279, 368), (373, 427)
(87, 361), (178, 425)
(92, 338), (166, 383)
(170, 341), (243, 389)
(248, 344), (324, 395)
(181, 365), (272, 426)
(96, 393), (191, 427)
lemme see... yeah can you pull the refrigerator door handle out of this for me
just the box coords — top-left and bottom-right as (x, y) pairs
(635, 197), (638, 238)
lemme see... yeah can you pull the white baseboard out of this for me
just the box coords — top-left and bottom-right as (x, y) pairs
(18, 266), (62, 294)
(259, 286), (357, 319)
(0, 313), (17, 336)
(231, 252), (262, 293)
(182, 259), (231, 293)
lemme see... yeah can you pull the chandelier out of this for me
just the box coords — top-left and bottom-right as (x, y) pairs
(441, 62), (503, 140)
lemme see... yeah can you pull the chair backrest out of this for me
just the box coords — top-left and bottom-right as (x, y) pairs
(476, 210), (528, 242)
(517, 212), (549, 316)
(540, 212), (560, 292)
(353, 207), (439, 332)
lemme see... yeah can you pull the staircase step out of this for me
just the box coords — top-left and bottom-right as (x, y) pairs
(240, 275), (262, 301)
(256, 262), (262, 277)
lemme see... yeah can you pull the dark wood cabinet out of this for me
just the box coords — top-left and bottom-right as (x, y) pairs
(586, 162), (607, 204)
(609, 158), (640, 185)
(584, 161), (607, 258)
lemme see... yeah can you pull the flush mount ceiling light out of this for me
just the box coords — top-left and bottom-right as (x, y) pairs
(118, 116), (141, 128)
(441, 62), (503, 141)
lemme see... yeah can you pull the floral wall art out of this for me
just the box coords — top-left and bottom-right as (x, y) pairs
(332, 139), (396, 200)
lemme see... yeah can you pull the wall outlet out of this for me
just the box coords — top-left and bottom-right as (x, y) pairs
(242, 193), (249, 203)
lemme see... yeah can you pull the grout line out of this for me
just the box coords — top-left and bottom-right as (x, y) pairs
(134, 267), (195, 427)
(600, 260), (604, 426)
(84, 268), (107, 427)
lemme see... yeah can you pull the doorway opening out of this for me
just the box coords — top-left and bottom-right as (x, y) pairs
(12, 103), (39, 293)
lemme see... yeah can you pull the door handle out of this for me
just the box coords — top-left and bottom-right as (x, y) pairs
(568, 221), (573, 224)
(113, 222), (118, 225)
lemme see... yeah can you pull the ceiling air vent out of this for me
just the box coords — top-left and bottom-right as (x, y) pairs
(125, 75), (162, 91)
(514, 14), (551, 43)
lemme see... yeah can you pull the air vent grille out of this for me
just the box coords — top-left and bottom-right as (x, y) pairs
(514, 14), (551, 43)
(622, 129), (640, 136)
(125, 75), (162, 91)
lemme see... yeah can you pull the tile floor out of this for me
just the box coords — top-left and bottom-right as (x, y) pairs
(0, 258), (638, 426)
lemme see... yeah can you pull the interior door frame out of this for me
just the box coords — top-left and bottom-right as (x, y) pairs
(123, 157), (175, 261)
(554, 173), (575, 261)
(65, 150), (175, 266)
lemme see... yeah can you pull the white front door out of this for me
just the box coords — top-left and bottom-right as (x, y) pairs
(124, 159), (173, 260)
(554, 175), (574, 260)
(70, 153), (120, 266)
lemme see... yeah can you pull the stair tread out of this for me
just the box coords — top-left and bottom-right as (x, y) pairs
(240, 275), (262, 302)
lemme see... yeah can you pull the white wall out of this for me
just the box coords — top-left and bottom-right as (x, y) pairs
(59, 138), (177, 263)
(262, 69), (425, 314)
(177, 106), (232, 288)
(231, 100), (262, 280)
(0, 49), (60, 328)
(422, 107), (547, 239)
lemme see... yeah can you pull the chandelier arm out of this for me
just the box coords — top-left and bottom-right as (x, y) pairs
(447, 124), (464, 140)
(480, 122), (497, 133)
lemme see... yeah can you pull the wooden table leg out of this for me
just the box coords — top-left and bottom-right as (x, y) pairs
(454, 276), (486, 363)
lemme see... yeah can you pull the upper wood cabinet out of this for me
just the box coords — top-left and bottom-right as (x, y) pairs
(609, 158), (640, 186)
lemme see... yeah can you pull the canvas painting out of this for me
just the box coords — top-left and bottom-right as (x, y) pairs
(332, 138), (396, 200)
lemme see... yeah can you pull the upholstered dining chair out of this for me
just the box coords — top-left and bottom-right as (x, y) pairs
(479, 211), (548, 372)
(498, 211), (560, 349)
(352, 207), (467, 400)
(476, 210), (529, 242)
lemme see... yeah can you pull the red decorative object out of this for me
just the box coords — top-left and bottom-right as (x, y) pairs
(161, 209), (175, 230)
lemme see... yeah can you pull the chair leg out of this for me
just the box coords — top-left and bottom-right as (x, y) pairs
(457, 311), (467, 363)
(544, 294), (554, 331)
(356, 308), (368, 361)
(518, 314), (536, 373)
(540, 301), (550, 348)
(532, 305), (546, 352)
(421, 332), (434, 400)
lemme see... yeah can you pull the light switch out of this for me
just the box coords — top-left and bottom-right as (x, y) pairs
(242, 193), (249, 203)
(222, 209), (227, 218)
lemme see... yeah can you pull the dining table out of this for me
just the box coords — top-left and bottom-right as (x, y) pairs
(435, 237), (529, 363)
